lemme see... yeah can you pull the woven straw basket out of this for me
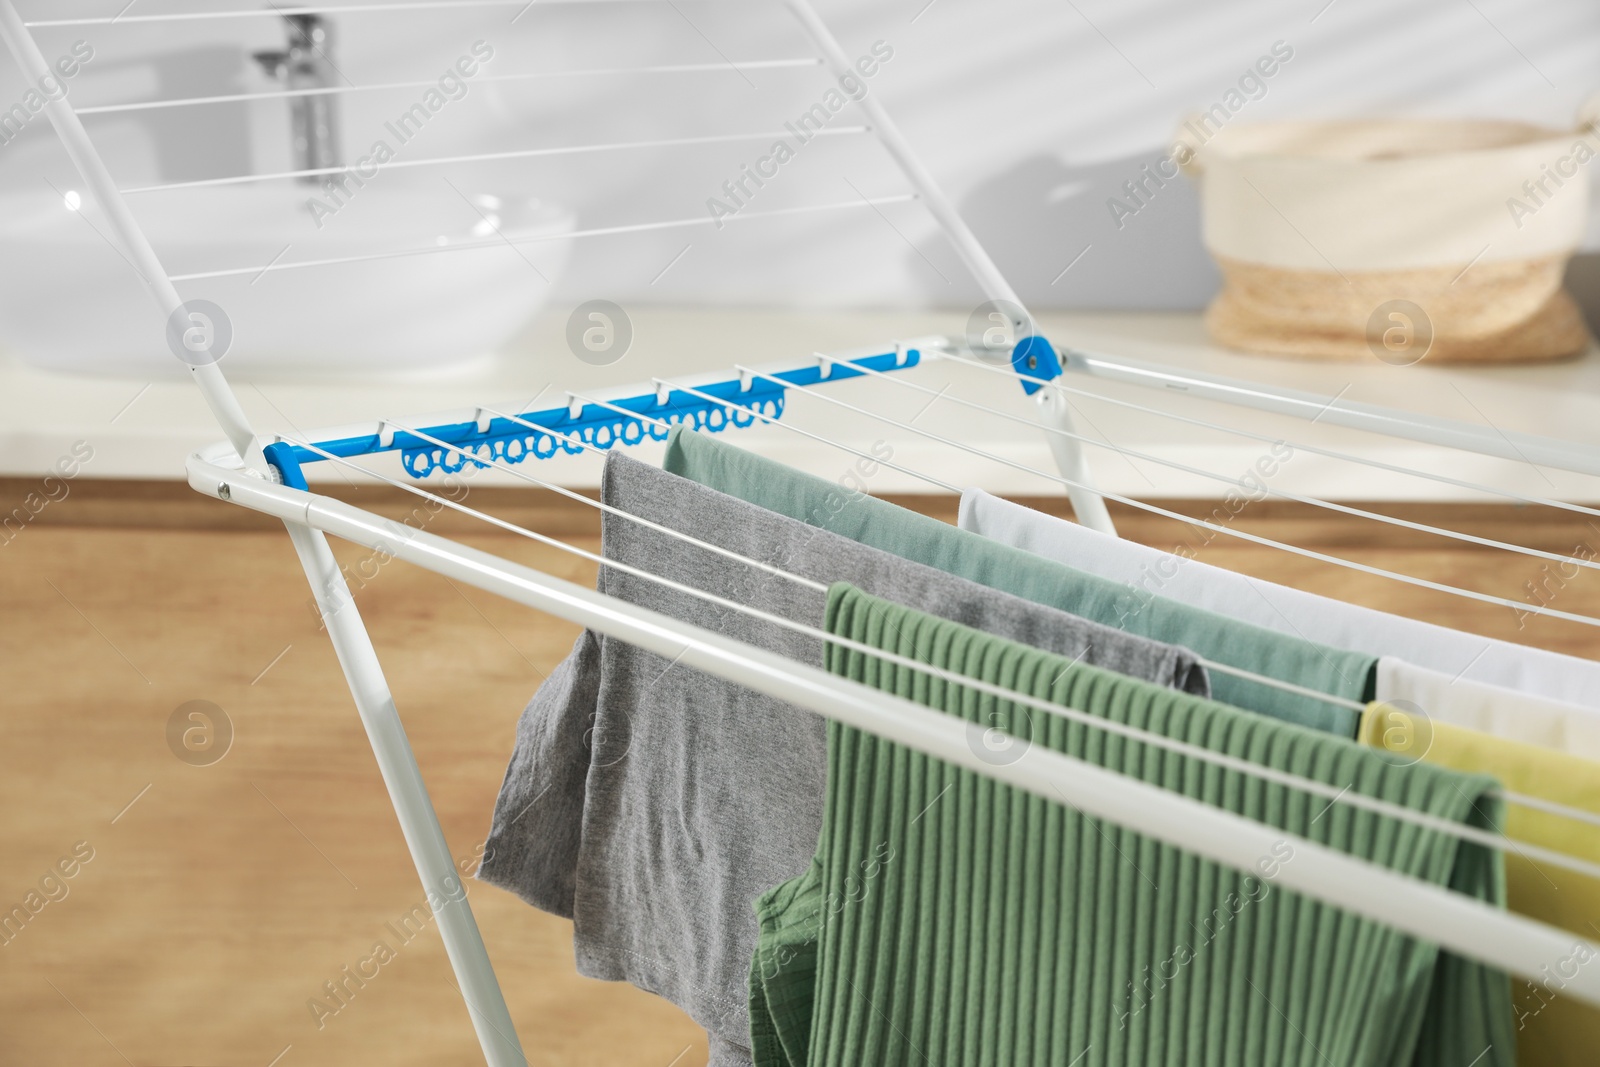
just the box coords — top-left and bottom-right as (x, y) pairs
(1179, 114), (1597, 364)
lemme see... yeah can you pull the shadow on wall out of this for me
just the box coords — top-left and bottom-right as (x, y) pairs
(0, 45), (252, 185)
(910, 150), (1221, 313)
(139, 46), (254, 183)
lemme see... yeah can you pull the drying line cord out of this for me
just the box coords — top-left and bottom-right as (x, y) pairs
(282, 432), (1600, 864)
(77, 60), (824, 115)
(567, 390), (1370, 715)
(716, 368), (1600, 630)
(26, 0), (705, 28)
(124, 127), (870, 195)
(932, 345), (1600, 524)
(391, 417), (827, 592)
(165, 194), (917, 282)
(829, 356), (1600, 573)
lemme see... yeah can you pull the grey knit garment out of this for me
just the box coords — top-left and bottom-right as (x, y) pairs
(478, 453), (1209, 1060)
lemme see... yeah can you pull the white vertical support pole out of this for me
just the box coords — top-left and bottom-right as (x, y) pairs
(778, 0), (1117, 535)
(0, 0), (262, 469)
(288, 523), (527, 1067)
(1036, 388), (1117, 533)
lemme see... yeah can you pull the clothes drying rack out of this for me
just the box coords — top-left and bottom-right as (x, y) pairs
(8, 2), (1600, 1063)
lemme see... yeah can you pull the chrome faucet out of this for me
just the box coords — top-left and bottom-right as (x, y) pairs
(252, 14), (341, 183)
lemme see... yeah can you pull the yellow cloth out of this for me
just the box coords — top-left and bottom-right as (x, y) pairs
(1360, 702), (1600, 1067)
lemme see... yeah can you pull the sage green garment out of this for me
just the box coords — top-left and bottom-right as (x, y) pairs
(662, 428), (1375, 736)
(749, 583), (1513, 1067)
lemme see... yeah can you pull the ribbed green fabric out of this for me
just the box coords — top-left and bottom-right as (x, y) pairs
(662, 427), (1375, 736)
(751, 856), (825, 1066)
(748, 584), (1514, 1067)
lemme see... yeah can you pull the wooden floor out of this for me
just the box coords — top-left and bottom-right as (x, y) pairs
(3, 479), (1598, 1066)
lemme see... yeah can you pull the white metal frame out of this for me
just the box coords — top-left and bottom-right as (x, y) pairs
(8, 3), (1600, 1063)
(187, 435), (1600, 1027)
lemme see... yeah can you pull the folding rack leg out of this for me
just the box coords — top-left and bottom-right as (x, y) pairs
(1035, 387), (1117, 532)
(779, 0), (1118, 536)
(0, 5), (529, 1058)
(287, 522), (527, 1066)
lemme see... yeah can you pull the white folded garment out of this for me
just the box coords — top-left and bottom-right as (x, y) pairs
(959, 488), (1600, 757)
(1375, 659), (1600, 758)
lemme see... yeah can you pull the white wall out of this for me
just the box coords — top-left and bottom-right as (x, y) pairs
(4, 0), (1600, 313)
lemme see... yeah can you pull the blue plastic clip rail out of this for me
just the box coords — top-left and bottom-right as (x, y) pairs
(263, 347), (925, 490)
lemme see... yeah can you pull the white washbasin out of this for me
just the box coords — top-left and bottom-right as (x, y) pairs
(0, 183), (574, 379)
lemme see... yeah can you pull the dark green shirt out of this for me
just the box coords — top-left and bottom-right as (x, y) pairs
(749, 583), (1512, 1067)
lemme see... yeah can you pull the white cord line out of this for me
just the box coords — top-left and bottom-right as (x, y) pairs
(834, 357), (1600, 574)
(936, 346), (1600, 524)
(0, 0), (263, 467)
(732, 367), (1600, 630)
(388, 418), (829, 592)
(123, 127), (870, 194)
(571, 388), (958, 492)
(1508, 791), (1600, 831)
(282, 433), (1600, 867)
(165, 194), (916, 282)
(76, 60), (823, 116)
(607, 381), (1600, 833)
(571, 388), (1422, 716)
(25, 1), (688, 27)
(1190, 655), (1363, 712)
(484, 400), (1372, 718)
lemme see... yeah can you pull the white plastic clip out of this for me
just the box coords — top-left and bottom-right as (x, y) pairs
(737, 366), (754, 393)
(817, 353), (833, 379)
(894, 341), (909, 367)
(567, 394), (584, 420)
(475, 408), (492, 434)
(378, 422), (395, 448)
(655, 380), (673, 406)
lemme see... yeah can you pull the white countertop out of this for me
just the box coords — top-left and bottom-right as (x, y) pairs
(7, 307), (1600, 502)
